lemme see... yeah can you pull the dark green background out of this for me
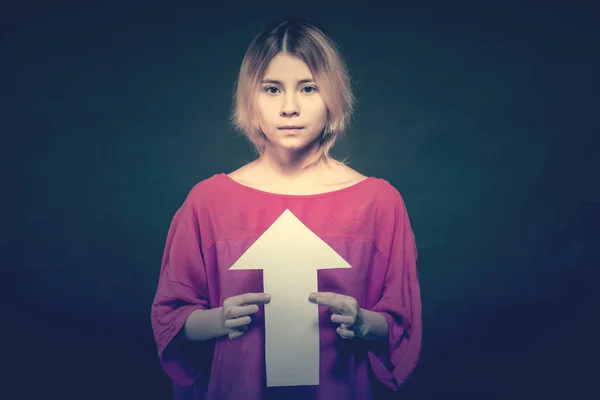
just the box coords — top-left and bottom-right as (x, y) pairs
(4, 1), (598, 399)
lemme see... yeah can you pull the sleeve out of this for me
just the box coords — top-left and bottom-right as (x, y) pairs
(367, 194), (422, 391)
(150, 196), (213, 387)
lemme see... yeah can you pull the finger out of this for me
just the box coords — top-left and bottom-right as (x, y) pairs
(309, 292), (346, 313)
(228, 325), (247, 340)
(228, 304), (259, 319)
(237, 293), (271, 306)
(225, 293), (271, 309)
(225, 316), (251, 329)
(336, 326), (355, 340)
(331, 314), (354, 325)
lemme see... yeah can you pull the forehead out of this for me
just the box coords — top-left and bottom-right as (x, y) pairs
(263, 53), (313, 80)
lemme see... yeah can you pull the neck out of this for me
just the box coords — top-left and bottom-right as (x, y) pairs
(259, 146), (323, 173)
(258, 144), (327, 178)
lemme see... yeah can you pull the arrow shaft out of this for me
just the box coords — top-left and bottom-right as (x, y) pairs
(263, 269), (320, 387)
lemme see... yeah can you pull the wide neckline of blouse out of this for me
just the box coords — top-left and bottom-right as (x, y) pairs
(218, 173), (376, 199)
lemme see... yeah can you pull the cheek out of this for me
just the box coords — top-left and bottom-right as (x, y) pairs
(316, 98), (328, 121)
(257, 99), (274, 123)
(305, 100), (328, 121)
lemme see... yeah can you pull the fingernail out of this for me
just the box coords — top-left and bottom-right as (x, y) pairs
(309, 293), (316, 301)
(264, 294), (270, 300)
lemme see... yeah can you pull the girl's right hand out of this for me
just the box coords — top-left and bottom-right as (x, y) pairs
(222, 292), (271, 340)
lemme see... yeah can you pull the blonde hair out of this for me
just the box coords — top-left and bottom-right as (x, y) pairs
(230, 17), (356, 168)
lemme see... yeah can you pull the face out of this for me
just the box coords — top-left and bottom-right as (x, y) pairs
(256, 53), (328, 155)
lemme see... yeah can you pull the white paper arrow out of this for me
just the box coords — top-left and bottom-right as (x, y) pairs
(229, 209), (351, 387)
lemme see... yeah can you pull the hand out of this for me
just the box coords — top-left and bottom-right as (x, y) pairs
(222, 292), (271, 340)
(309, 292), (364, 339)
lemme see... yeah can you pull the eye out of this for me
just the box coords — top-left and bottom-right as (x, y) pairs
(302, 86), (318, 94)
(264, 86), (280, 94)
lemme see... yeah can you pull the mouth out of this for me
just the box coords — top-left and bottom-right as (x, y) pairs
(278, 126), (304, 130)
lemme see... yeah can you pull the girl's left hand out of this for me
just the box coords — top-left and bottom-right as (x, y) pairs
(309, 292), (364, 339)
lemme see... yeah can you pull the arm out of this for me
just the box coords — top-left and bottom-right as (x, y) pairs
(150, 193), (214, 386)
(183, 307), (228, 341)
(355, 308), (389, 343)
(367, 191), (422, 390)
(309, 292), (389, 342)
(183, 293), (271, 341)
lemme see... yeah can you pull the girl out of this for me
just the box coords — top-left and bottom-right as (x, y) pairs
(151, 17), (422, 400)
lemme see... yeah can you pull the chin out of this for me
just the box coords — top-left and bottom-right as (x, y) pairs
(265, 141), (313, 156)
(277, 143), (310, 153)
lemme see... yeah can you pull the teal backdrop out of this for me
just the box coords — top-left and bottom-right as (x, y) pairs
(4, 1), (598, 399)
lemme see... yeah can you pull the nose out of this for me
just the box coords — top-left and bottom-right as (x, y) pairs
(280, 93), (299, 117)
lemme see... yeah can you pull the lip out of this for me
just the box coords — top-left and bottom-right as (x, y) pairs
(278, 127), (304, 130)
(278, 127), (304, 135)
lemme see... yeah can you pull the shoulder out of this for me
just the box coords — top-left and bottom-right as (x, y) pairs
(167, 173), (230, 226)
(226, 162), (254, 184)
(363, 176), (406, 206)
(359, 176), (413, 231)
(330, 163), (407, 207)
(324, 163), (369, 191)
(196, 172), (227, 190)
(174, 173), (228, 214)
(366, 178), (416, 250)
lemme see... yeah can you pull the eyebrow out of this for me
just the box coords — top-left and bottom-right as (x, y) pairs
(261, 78), (315, 85)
